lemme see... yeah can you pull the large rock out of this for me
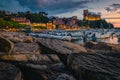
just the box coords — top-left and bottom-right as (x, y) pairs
(0, 36), (14, 54)
(37, 38), (87, 55)
(0, 54), (60, 63)
(0, 62), (22, 80)
(0, 32), (33, 43)
(0, 53), (70, 80)
(67, 52), (120, 80)
(13, 42), (40, 54)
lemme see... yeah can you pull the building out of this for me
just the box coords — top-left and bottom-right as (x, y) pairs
(52, 16), (79, 30)
(11, 17), (31, 25)
(47, 22), (56, 30)
(30, 22), (56, 30)
(30, 23), (46, 27)
(83, 10), (101, 21)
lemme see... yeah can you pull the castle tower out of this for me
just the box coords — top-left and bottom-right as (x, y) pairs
(83, 10), (88, 20)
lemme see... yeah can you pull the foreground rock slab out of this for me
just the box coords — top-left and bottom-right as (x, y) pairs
(67, 52), (120, 80)
(0, 32), (33, 43)
(0, 62), (22, 80)
(37, 38), (87, 54)
(0, 54), (71, 80)
(13, 42), (40, 54)
(0, 36), (14, 54)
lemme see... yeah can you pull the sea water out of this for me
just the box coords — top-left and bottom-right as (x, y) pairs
(73, 36), (119, 44)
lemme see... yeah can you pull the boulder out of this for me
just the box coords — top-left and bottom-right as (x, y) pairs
(7, 54), (70, 80)
(13, 42), (40, 54)
(67, 52), (120, 80)
(0, 36), (14, 54)
(0, 62), (22, 80)
(49, 73), (76, 80)
(0, 32), (25, 43)
(37, 38), (87, 55)
(0, 32), (33, 43)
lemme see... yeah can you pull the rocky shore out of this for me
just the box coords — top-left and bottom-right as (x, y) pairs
(0, 32), (120, 80)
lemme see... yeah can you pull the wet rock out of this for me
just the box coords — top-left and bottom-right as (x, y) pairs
(37, 38), (87, 55)
(13, 42), (40, 54)
(67, 52), (120, 80)
(0, 36), (14, 54)
(49, 73), (76, 80)
(0, 62), (22, 80)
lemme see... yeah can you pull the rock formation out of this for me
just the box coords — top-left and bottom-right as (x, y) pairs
(37, 38), (87, 54)
(0, 62), (22, 80)
(0, 33), (120, 80)
(0, 36), (14, 54)
(13, 42), (40, 54)
(66, 52), (120, 80)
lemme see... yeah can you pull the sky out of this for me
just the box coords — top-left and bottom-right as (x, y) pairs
(0, 0), (120, 27)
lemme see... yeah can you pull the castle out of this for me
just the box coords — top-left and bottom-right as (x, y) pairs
(83, 10), (101, 21)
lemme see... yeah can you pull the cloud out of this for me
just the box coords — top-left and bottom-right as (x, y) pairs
(0, 0), (99, 15)
(111, 3), (120, 8)
(105, 3), (120, 14)
(17, 0), (91, 14)
(0, 0), (32, 12)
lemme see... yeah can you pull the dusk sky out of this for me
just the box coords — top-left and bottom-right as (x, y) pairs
(0, 0), (120, 27)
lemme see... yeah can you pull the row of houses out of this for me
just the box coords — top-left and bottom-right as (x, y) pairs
(11, 16), (80, 30)
(51, 16), (80, 30)
(11, 17), (56, 30)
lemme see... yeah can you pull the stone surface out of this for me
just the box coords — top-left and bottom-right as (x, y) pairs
(0, 32), (33, 43)
(37, 38), (87, 54)
(0, 54), (60, 64)
(0, 36), (14, 54)
(13, 42), (40, 54)
(7, 54), (69, 80)
(0, 54), (28, 62)
(0, 62), (22, 80)
(67, 52), (120, 80)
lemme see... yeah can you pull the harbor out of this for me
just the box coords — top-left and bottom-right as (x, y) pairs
(27, 29), (120, 44)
